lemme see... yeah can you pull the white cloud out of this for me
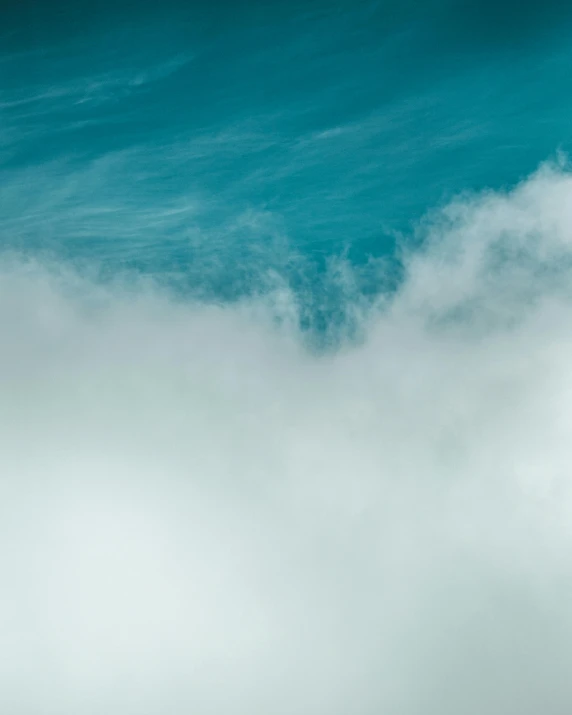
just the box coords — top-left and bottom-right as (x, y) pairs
(1, 162), (572, 714)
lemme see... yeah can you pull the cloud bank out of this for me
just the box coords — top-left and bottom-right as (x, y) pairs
(1, 162), (572, 714)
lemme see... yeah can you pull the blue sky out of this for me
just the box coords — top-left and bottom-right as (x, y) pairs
(2, 0), (572, 298)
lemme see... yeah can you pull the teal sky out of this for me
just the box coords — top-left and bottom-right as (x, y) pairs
(2, 0), (572, 317)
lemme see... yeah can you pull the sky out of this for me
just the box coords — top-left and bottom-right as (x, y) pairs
(2, 1), (572, 713)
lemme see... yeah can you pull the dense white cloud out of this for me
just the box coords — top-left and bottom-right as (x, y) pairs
(1, 162), (572, 714)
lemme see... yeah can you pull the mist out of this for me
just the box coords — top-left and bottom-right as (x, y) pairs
(2, 161), (572, 714)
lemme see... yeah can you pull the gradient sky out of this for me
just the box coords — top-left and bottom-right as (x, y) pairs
(2, 0), (572, 306)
